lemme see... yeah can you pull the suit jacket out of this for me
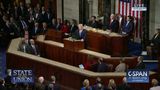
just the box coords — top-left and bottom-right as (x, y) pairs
(48, 83), (61, 90)
(30, 45), (40, 56)
(109, 20), (119, 33)
(73, 29), (86, 40)
(56, 23), (62, 31)
(40, 12), (48, 23)
(122, 21), (134, 35)
(17, 6), (27, 17)
(34, 13), (41, 23)
(151, 33), (160, 46)
(19, 43), (34, 54)
(97, 63), (108, 72)
(134, 62), (145, 69)
(30, 27), (41, 36)
(0, 85), (6, 90)
(70, 25), (78, 34)
(33, 82), (47, 90)
(117, 83), (133, 90)
(88, 21), (98, 28)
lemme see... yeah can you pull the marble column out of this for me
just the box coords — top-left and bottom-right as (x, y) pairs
(88, 0), (93, 17)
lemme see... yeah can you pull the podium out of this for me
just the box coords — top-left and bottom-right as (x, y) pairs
(63, 38), (84, 52)
(86, 31), (128, 56)
(45, 29), (64, 42)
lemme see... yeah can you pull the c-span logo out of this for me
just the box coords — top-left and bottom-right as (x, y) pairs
(11, 69), (34, 83)
(127, 70), (149, 83)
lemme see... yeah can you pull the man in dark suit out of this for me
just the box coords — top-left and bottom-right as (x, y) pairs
(40, 6), (47, 23)
(17, 2), (27, 18)
(0, 78), (6, 90)
(109, 14), (119, 33)
(56, 18), (62, 31)
(91, 58), (108, 72)
(30, 39), (40, 56)
(117, 77), (133, 90)
(88, 16), (98, 28)
(93, 58), (108, 72)
(73, 24), (86, 41)
(122, 16), (134, 36)
(48, 75), (61, 90)
(18, 39), (34, 54)
(46, 9), (54, 25)
(150, 28), (160, 47)
(147, 28), (160, 58)
(41, 22), (48, 34)
(30, 22), (41, 38)
(70, 19), (78, 35)
(134, 56), (145, 69)
(33, 76), (47, 90)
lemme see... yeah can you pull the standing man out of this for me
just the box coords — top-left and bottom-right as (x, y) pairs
(74, 24), (86, 41)
(122, 16), (134, 36)
(109, 14), (119, 33)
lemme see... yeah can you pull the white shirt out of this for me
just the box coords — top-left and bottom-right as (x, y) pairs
(150, 86), (160, 90)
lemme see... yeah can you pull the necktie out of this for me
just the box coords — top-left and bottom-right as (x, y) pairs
(125, 21), (129, 27)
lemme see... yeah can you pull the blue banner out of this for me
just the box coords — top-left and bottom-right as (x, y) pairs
(126, 69), (149, 83)
(11, 69), (34, 83)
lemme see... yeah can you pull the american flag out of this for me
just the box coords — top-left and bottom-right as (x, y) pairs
(115, 0), (143, 42)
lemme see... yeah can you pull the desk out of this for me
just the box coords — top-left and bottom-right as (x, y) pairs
(86, 31), (128, 56)
(64, 38), (84, 52)
(45, 29), (64, 43)
(7, 38), (157, 90)
(36, 35), (137, 69)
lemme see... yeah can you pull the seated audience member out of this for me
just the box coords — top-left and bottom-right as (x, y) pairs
(4, 69), (12, 89)
(81, 79), (92, 90)
(30, 22), (41, 38)
(107, 79), (116, 90)
(87, 16), (98, 28)
(18, 39), (33, 54)
(150, 79), (160, 90)
(56, 18), (62, 31)
(93, 77), (107, 90)
(116, 77), (133, 90)
(70, 19), (78, 35)
(121, 16), (134, 36)
(92, 58), (108, 72)
(48, 75), (61, 90)
(147, 28), (160, 58)
(0, 78), (6, 90)
(97, 19), (103, 29)
(73, 24), (87, 41)
(33, 76), (47, 90)
(115, 58), (127, 72)
(134, 56), (145, 69)
(50, 18), (57, 29)
(109, 14), (119, 33)
(61, 20), (70, 33)
(30, 39), (40, 56)
(41, 22), (48, 34)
